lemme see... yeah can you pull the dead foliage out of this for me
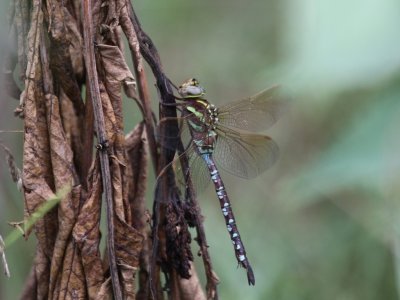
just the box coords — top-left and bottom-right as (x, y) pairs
(1, 0), (221, 299)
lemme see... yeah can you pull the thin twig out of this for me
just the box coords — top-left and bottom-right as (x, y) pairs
(119, 6), (159, 173)
(82, 1), (122, 299)
(0, 235), (10, 278)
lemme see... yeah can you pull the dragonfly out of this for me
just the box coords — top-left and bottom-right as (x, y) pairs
(159, 78), (285, 285)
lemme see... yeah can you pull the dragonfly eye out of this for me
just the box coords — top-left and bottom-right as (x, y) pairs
(178, 78), (205, 98)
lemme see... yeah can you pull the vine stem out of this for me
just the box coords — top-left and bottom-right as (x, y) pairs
(82, 1), (122, 299)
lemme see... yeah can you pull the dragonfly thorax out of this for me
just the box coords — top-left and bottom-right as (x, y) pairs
(207, 104), (219, 128)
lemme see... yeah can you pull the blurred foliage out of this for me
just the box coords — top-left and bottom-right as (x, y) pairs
(1, 0), (400, 299)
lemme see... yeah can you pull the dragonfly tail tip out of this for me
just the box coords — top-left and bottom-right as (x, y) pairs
(246, 265), (255, 286)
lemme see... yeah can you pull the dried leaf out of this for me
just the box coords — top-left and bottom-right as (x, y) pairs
(119, 2), (142, 72)
(97, 44), (135, 83)
(44, 1), (84, 116)
(64, 6), (85, 81)
(125, 123), (151, 298)
(119, 263), (137, 300)
(115, 216), (144, 298)
(42, 87), (82, 299)
(178, 263), (206, 300)
(33, 246), (51, 299)
(126, 122), (148, 231)
(73, 160), (105, 299)
(95, 278), (112, 300)
(59, 90), (85, 180)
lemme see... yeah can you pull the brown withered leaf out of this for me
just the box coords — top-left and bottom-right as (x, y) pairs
(22, 0), (58, 269)
(73, 159), (105, 299)
(125, 122), (151, 298)
(136, 231), (152, 300)
(97, 43), (137, 101)
(98, 81), (117, 148)
(118, 1), (142, 73)
(110, 152), (132, 223)
(54, 241), (86, 299)
(97, 42), (134, 225)
(59, 90), (85, 181)
(97, 81), (128, 222)
(23, 0), (43, 89)
(119, 263), (137, 300)
(42, 92), (83, 298)
(95, 277), (112, 300)
(97, 44), (135, 84)
(125, 122), (148, 231)
(98, 80), (133, 226)
(32, 246), (51, 299)
(178, 263), (206, 300)
(44, 0), (85, 116)
(114, 215), (144, 299)
(63, 5), (84, 82)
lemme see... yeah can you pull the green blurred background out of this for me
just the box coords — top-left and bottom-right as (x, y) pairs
(1, 0), (400, 299)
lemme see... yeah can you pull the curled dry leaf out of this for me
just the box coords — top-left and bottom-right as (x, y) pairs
(73, 159), (105, 299)
(95, 277), (112, 300)
(44, 0), (85, 116)
(97, 43), (137, 101)
(125, 122), (151, 298)
(41, 71), (83, 298)
(114, 215), (144, 298)
(58, 90), (85, 181)
(118, 1), (142, 73)
(125, 122), (148, 231)
(63, 4), (85, 81)
(22, 3), (59, 278)
(178, 262), (207, 300)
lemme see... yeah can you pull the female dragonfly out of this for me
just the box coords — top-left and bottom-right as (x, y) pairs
(161, 78), (285, 285)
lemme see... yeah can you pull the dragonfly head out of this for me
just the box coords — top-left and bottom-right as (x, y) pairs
(178, 78), (206, 99)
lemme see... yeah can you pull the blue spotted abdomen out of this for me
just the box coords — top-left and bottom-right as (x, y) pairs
(201, 154), (255, 285)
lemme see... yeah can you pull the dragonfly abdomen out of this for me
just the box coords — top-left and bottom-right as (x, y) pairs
(202, 154), (255, 285)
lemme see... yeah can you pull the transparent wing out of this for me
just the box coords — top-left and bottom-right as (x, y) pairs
(157, 115), (192, 151)
(167, 143), (211, 199)
(214, 125), (279, 179)
(217, 85), (286, 132)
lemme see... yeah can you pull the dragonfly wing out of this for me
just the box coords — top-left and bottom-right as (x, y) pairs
(214, 126), (279, 179)
(217, 85), (286, 132)
(172, 143), (211, 199)
(157, 115), (192, 151)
